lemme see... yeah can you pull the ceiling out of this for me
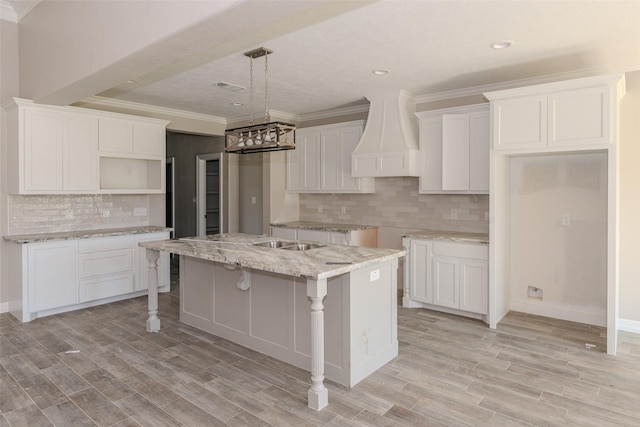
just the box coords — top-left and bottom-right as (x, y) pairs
(5, 0), (640, 122)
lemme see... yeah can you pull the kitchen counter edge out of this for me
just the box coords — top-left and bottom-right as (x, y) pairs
(270, 221), (377, 233)
(402, 230), (489, 244)
(3, 226), (173, 244)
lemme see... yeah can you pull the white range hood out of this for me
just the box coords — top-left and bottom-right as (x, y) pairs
(351, 90), (420, 177)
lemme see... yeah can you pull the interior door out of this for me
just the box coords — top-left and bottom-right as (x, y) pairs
(197, 153), (223, 235)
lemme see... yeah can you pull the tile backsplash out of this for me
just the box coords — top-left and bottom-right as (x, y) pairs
(7, 194), (149, 235)
(300, 177), (489, 234)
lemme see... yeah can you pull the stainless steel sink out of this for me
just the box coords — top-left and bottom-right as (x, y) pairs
(252, 240), (290, 248)
(279, 243), (325, 251)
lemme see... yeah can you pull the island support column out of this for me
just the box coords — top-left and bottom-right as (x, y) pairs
(307, 278), (328, 411)
(145, 248), (161, 332)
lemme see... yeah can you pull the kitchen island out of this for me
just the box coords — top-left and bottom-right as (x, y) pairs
(139, 233), (405, 411)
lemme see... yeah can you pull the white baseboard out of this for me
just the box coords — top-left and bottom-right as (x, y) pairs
(617, 318), (640, 334)
(509, 299), (606, 327)
(0, 302), (8, 314)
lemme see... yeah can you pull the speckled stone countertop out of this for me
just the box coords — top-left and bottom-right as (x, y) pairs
(270, 221), (377, 233)
(402, 230), (489, 244)
(3, 226), (172, 244)
(140, 233), (405, 280)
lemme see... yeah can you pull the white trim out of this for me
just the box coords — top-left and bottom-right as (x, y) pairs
(0, 1), (16, 22)
(509, 299), (607, 328)
(618, 319), (640, 334)
(75, 96), (227, 126)
(0, 301), (8, 314)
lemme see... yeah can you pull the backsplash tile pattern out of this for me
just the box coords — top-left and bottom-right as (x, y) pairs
(7, 195), (149, 235)
(300, 177), (489, 234)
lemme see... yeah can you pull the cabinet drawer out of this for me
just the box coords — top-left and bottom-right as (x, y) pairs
(433, 241), (488, 260)
(79, 273), (134, 302)
(78, 236), (132, 253)
(78, 249), (134, 277)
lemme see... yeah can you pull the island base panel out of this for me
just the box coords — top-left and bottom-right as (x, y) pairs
(178, 255), (398, 389)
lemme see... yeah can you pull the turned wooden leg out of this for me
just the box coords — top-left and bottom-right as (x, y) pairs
(307, 278), (328, 410)
(145, 248), (161, 332)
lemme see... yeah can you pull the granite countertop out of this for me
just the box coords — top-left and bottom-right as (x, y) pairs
(140, 233), (405, 280)
(3, 226), (172, 244)
(402, 229), (489, 244)
(270, 221), (377, 233)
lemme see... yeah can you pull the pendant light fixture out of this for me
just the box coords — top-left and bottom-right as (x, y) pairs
(225, 47), (296, 153)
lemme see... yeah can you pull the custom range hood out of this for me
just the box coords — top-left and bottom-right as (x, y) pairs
(351, 90), (420, 177)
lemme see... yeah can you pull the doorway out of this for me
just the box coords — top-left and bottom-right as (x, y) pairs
(196, 153), (223, 235)
(166, 157), (175, 239)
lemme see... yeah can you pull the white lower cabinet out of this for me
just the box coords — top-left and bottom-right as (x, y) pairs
(404, 237), (488, 319)
(8, 231), (170, 322)
(27, 241), (78, 312)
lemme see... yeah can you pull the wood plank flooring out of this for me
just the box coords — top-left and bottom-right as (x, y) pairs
(2, 261), (639, 426)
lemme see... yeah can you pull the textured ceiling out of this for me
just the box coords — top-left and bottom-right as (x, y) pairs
(7, 0), (640, 121)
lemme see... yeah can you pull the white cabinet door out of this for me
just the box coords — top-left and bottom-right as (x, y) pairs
(492, 95), (547, 151)
(23, 109), (63, 192)
(433, 256), (459, 309)
(27, 241), (77, 312)
(297, 229), (330, 243)
(329, 232), (349, 245)
(271, 227), (297, 240)
(418, 117), (443, 192)
(99, 118), (134, 153)
(287, 121), (371, 193)
(548, 86), (609, 147)
(409, 239), (432, 304)
(459, 259), (488, 314)
(64, 115), (99, 191)
(441, 114), (470, 191)
(320, 130), (341, 191)
(287, 129), (321, 191)
(417, 105), (489, 194)
(134, 122), (166, 156)
(468, 111), (490, 192)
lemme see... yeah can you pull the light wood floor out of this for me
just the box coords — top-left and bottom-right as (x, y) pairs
(1, 262), (639, 427)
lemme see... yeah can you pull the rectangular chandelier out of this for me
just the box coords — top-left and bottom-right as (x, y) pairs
(225, 121), (295, 153)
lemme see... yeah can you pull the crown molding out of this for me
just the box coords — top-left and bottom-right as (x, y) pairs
(296, 104), (370, 122)
(75, 96), (227, 126)
(0, 1), (17, 22)
(415, 63), (640, 104)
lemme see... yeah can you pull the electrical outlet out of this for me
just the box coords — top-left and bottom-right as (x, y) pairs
(370, 269), (380, 282)
(102, 208), (111, 218)
(65, 210), (74, 219)
(450, 209), (457, 220)
(527, 286), (543, 299)
(562, 214), (571, 226)
(251, 196), (256, 205)
(484, 211), (489, 221)
(134, 207), (147, 217)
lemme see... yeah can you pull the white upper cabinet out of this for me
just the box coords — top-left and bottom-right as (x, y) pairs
(7, 101), (99, 194)
(99, 118), (165, 157)
(3, 98), (169, 195)
(486, 74), (625, 153)
(286, 121), (374, 193)
(416, 104), (489, 194)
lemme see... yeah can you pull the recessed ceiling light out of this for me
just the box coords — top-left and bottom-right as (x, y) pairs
(372, 69), (389, 75)
(126, 80), (137, 84)
(231, 102), (243, 107)
(490, 41), (513, 50)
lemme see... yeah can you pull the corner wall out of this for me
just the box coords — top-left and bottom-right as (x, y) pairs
(619, 70), (640, 330)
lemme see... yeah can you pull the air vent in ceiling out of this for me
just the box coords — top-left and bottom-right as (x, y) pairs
(216, 82), (245, 91)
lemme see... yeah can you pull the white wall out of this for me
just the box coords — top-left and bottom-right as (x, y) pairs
(619, 70), (640, 328)
(509, 153), (608, 326)
(0, 16), (19, 312)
